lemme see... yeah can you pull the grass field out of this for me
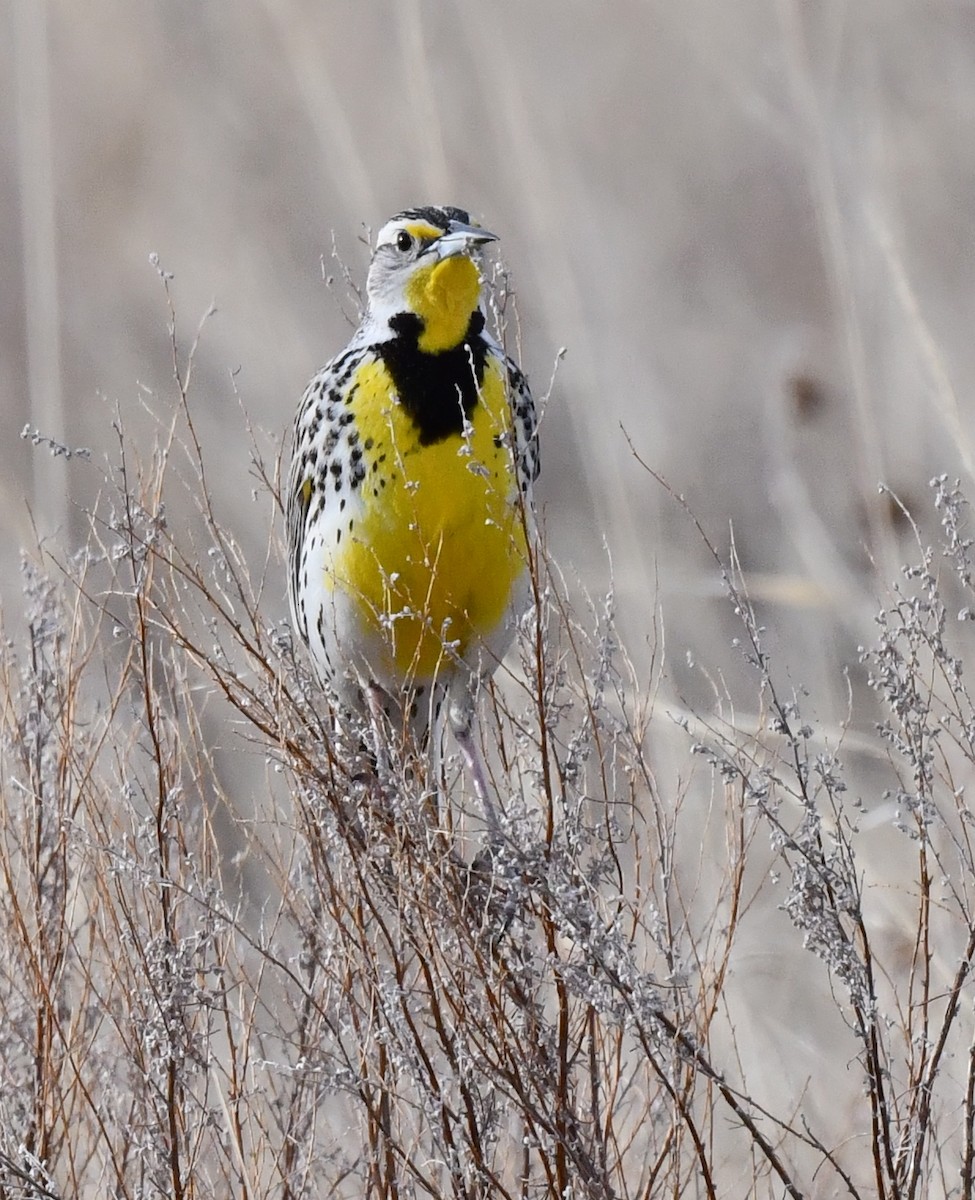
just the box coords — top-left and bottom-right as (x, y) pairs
(4, 3), (975, 1195)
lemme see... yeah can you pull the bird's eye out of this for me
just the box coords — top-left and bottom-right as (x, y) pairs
(395, 230), (414, 253)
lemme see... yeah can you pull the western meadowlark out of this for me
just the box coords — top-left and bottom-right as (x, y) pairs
(287, 206), (538, 818)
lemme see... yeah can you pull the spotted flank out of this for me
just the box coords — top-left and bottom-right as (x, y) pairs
(287, 206), (539, 746)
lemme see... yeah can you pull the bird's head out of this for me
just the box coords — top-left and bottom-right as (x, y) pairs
(365, 206), (498, 352)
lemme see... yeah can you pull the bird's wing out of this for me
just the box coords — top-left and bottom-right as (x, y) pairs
(503, 354), (540, 496)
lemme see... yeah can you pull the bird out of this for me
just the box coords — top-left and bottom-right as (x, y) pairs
(287, 206), (539, 826)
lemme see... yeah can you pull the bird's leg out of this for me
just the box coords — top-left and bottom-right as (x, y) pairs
(363, 681), (393, 783)
(406, 683), (441, 826)
(447, 687), (524, 945)
(448, 690), (502, 844)
(365, 681), (436, 824)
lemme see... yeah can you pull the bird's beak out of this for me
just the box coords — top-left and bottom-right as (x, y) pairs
(431, 220), (499, 260)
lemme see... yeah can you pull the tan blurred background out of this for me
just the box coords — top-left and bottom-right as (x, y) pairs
(7, 2), (975, 1169)
(7, 0), (975, 715)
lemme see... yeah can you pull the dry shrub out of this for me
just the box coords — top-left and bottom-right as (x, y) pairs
(2, 313), (975, 1200)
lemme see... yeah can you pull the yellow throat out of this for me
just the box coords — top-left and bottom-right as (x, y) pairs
(405, 255), (482, 352)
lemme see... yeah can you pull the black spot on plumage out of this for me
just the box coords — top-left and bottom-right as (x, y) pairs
(334, 352), (359, 387)
(379, 310), (488, 446)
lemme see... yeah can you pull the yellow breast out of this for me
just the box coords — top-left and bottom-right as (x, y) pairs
(333, 353), (526, 682)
